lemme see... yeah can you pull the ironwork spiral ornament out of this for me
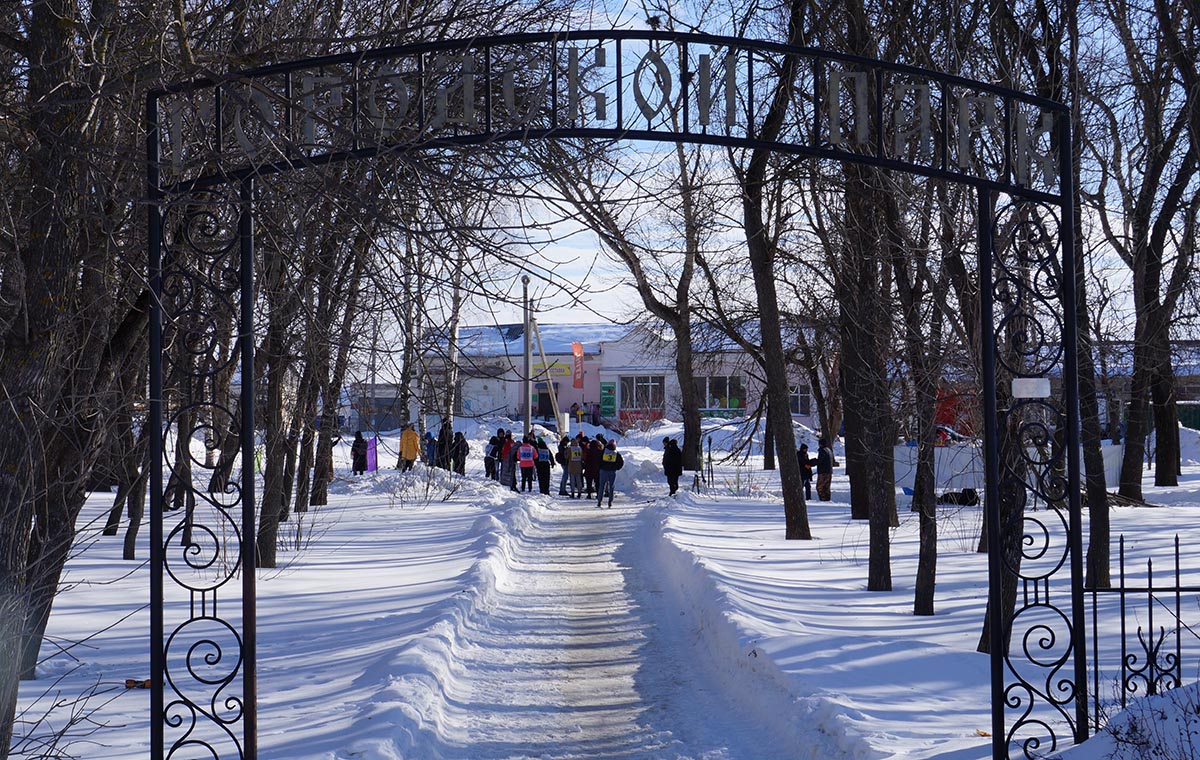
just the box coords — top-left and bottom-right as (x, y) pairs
(990, 199), (1081, 758)
(158, 188), (248, 759)
(1124, 624), (1181, 699)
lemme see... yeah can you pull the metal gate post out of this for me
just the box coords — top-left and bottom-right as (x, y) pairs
(147, 90), (165, 760)
(978, 187), (1006, 760)
(1058, 111), (1088, 744)
(239, 177), (259, 759)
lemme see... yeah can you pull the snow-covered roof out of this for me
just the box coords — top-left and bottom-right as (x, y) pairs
(447, 322), (634, 357)
(1095, 341), (1200, 378)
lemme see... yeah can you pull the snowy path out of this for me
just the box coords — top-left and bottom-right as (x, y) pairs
(431, 498), (782, 760)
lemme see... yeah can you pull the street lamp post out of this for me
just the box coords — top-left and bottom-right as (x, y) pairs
(522, 275), (532, 434)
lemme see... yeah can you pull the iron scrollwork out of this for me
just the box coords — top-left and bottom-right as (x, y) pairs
(156, 187), (249, 760)
(989, 199), (1082, 758)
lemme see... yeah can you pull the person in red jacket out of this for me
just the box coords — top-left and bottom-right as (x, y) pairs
(499, 431), (516, 490)
(517, 434), (539, 492)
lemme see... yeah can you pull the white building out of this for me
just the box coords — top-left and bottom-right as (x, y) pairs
(414, 322), (818, 432)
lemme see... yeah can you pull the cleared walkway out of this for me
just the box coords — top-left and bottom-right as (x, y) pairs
(432, 498), (782, 759)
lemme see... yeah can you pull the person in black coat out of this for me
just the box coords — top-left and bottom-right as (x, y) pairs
(556, 436), (572, 495)
(351, 431), (368, 476)
(535, 436), (554, 494)
(484, 429), (502, 480)
(662, 437), (683, 496)
(436, 422), (453, 470)
(452, 431), (469, 475)
(797, 443), (815, 500)
(815, 438), (833, 501)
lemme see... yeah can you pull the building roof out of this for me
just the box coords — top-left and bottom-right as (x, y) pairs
(1095, 340), (1200, 378)
(446, 322), (634, 357)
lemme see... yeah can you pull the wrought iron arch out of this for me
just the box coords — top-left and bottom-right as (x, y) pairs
(147, 28), (1082, 760)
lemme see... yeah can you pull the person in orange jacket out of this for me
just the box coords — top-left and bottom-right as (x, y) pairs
(397, 424), (421, 472)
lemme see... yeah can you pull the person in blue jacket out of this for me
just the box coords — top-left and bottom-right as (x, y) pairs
(423, 431), (437, 465)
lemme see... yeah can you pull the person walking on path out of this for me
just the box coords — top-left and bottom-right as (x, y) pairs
(535, 436), (554, 495)
(351, 431), (369, 476)
(597, 440), (624, 508)
(517, 435), (538, 492)
(661, 438), (683, 496)
(815, 439), (833, 501)
(398, 424), (421, 472)
(423, 431), (436, 465)
(583, 436), (602, 499)
(499, 431), (517, 490)
(556, 436), (572, 495)
(796, 443), (815, 500)
(506, 432), (521, 492)
(567, 436), (585, 498)
(484, 428), (502, 480)
(452, 431), (469, 475)
(436, 422), (453, 470)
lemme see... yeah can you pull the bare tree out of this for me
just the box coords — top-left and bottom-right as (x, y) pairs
(1082, 0), (1197, 498)
(531, 134), (720, 472)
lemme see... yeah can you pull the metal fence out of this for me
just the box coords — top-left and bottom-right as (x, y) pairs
(1088, 534), (1200, 731)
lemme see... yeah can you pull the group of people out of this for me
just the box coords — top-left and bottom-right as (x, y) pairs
(365, 424), (835, 505)
(483, 429), (556, 494)
(796, 438), (834, 501)
(394, 423), (469, 474)
(552, 431), (626, 507)
(478, 429), (626, 507)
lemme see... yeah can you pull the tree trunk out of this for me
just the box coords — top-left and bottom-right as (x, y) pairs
(739, 0), (811, 541)
(123, 462), (149, 561)
(20, 481), (86, 680)
(257, 242), (296, 568)
(1151, 344), (1180, 485)
(796, 333), (837, 445)
(294, 425), (316, 514)
(824, 353), (843, 444)
(311, 250), (364, 507)
(208, 402), (243, 493)
(0, 423), (37, 754)
(280, 431), (298, 523)
(1119, 352), (1152, 500)
(291, 370), (320, 514)
(841, 345), (869, 521)
(103, 414), (142, 536)
(842, 170), (898, 589)
(675, 320), (703, 472)
(977, 419), (1028, 654)
(913, 433), (938, 615)
(763, 410), (776, 470)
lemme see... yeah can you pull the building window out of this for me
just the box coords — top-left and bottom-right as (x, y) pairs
(693, 375), (745, 410)
(789, 386), (812, 416)
(619, 375), (665, 410)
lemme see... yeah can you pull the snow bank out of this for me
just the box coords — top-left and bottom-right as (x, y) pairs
(1182, 425), (1200, 466)
(635, 497), (884, 760)
(337, 488), (539, 760)
(620, 416), (826, 457)
(892, 444), (1124, 493)
(1058, 682), (1200, 759)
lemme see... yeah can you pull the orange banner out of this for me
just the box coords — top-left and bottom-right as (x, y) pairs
(572, 341), (584, 389)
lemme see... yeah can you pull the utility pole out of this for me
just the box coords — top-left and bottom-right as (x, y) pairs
(523, 275), (532, 434)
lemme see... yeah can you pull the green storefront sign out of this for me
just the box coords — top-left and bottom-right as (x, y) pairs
(600, 382), (616, 416)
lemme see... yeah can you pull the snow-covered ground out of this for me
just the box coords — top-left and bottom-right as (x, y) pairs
(13, 423), (1200, 759)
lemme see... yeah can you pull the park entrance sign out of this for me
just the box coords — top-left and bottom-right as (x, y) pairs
(147, 29), (1082, 760)
(156, 31), (1063, 194)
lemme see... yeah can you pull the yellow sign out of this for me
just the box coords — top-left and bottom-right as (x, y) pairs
(534, 362), (572, 377)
